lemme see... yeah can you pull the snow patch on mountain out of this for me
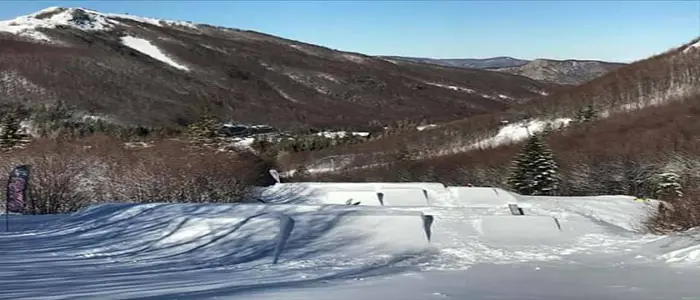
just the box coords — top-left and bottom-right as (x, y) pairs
(288, 44), (324, 57)
(417, 124), (438, 131)
(120, 36), (190, 71)
(497, 94), (514, 100)
(529, 88), (550, 96)
(283, 72), (332, 95)
(273, 85), (301, 103)
(95, 10), (197, 29)
(316, 131), (370, 139)
(340, 53), (367, 63)
(0, 7), (199, 43)
(0, 7), (120, 42)
(425, 82), (517, 102)
(470, 118), (572, 150)
(317, 72), (341, 83)
(425, 82), (477, 93)
(682, 40), (700, 53)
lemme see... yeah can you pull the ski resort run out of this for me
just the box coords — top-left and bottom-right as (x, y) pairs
(120, 36), (190, 71)
(2, 181), (700, 299)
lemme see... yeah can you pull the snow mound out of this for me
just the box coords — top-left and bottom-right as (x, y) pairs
(648, 228), (700, 265)
(448, 186), (519, 208)
(256, 183), (672, 268)
(326, 190), (382, 206)
(1, 203), (434, 263)
(0, 203), (438, 299)
(120, 36), (190, 71)
(516, 195), (658, 232)
(3, 187), (699, 298)
(476, 215), (562, 242)
(258, 182), (450, 206)
(379, 187), (430, 206)
(660, 243), (700, 264)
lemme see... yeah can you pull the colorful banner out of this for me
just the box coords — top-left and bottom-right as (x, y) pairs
(6, 165), (30, 214)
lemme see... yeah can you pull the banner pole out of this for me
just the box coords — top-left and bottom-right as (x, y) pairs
(5, 172), (8, 232)
(5, 196), (8, 232)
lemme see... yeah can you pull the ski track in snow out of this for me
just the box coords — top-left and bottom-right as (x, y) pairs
(1, 183), (700, 299)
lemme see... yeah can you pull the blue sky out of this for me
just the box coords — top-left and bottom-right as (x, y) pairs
(0, 1), (698, 62)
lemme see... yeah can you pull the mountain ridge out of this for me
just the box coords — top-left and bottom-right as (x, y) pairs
(279, 37), (700, 170)
(379, 56), (531, 69)
(0, 7), (553, 130)
(382, 56), (627, 85)
(494, 59), (627, 85)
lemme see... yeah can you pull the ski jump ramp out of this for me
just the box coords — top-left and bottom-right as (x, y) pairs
(447, 187), (519, 208)
(261, 182), (523, 209)
(36, 203), (435, 265)
(326, 190), (383, 206)
(378, 187), (430, 206)
(264, 182), (438, 207)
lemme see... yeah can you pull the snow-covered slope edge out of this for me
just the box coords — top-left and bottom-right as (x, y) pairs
(4, 183), (700, 299)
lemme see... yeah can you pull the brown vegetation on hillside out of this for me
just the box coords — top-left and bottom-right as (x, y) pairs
(301, 91), (700, 232)
(309, 92), (700, 195)
(0, 14), (552, 130)
(285, 37), (700, 168)
(0, 134), (274, 214)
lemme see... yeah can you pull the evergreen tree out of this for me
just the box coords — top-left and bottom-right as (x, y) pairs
(507, 133), (559, 195)
(186, 108), (219, 144)
(573, 104), (600, 124)
(251, 137), (278, 160)
(653, 172), (683, 201)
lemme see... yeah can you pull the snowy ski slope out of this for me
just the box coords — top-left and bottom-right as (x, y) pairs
(2, 182), (700, 299)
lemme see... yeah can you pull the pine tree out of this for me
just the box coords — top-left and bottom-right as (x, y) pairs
(186, 108), (219, 144)
(507, 133), (559, 195)
(653, 172), (683, 201)
(572, 104), (600, 124)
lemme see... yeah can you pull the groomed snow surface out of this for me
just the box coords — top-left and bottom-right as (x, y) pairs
(3, 182), (700, 299)
(120, 36), (190, 71)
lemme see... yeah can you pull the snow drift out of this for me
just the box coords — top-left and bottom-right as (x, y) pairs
(3, 182), (700, 299)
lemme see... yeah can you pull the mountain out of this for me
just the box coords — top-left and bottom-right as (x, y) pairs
(380, 56), (530, 69)
(282, 37), (700, 177)
(382, 56), (626, 86)
(0, 7), (553, 131)
(494, 59), (627, 85)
